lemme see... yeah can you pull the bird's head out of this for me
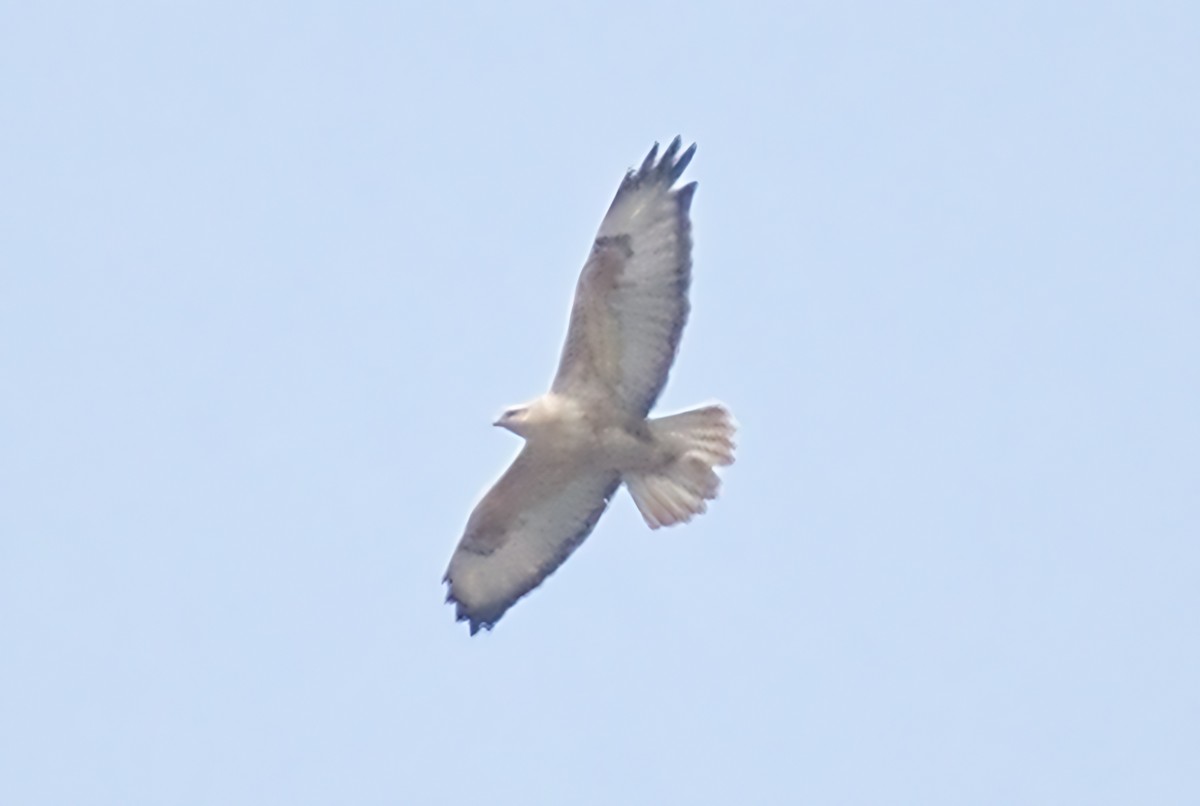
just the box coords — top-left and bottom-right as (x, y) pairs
(494, 404), (533, 437)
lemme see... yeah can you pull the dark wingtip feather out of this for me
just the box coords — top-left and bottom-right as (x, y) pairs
(638, 142), (660, 175)
(669, 141), (697, 184)
(448, 594), (496, 636)
(629, 136), (697, 190)
(658, 136), (682, 176)
(675, 180), (698, 213)
(466, 617), (493, 636)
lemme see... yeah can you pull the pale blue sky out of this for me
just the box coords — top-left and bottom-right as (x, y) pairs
(2, 3), (1198, 804)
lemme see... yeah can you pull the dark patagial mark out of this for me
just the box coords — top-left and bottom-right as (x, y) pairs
(593, 234), (634, 259)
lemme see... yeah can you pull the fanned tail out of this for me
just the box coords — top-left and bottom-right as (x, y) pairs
(624, 405), (736, 529)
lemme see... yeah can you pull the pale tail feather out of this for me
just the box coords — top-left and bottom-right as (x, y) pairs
(624, 405), (736, 529)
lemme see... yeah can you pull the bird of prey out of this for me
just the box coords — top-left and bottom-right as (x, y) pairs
(443, 137), (736, 634)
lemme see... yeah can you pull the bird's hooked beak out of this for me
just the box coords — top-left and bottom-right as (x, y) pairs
(494, 405), (527, 435)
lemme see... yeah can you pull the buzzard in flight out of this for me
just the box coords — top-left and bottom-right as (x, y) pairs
(444, 138), (736, 633)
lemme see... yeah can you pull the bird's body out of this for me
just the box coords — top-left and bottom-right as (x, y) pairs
(444, 138), (736, 633)
(500, 393), (667, 471)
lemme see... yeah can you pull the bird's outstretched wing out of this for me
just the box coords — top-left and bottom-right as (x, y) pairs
(444, 446), (620, 634)
(551, 137), (697, 417)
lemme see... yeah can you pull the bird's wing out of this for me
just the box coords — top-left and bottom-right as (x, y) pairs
(551, 137), (697, 417)
(444, 445), (621, 634)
